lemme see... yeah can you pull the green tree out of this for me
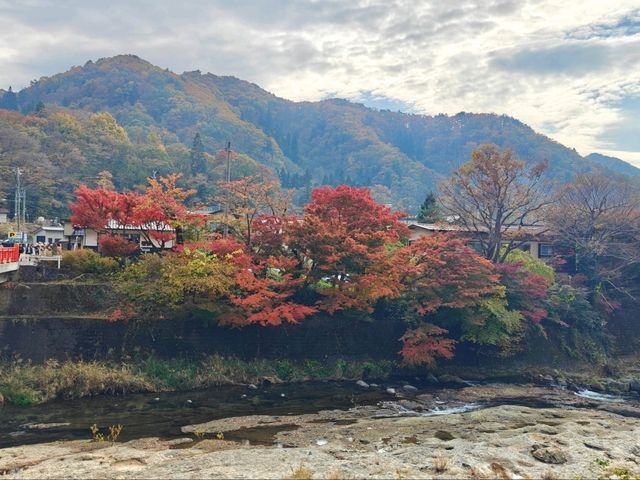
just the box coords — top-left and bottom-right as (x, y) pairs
(0, 87), (18, 111)
(416, 192), (440, 223)
(190, 133), (207, 175)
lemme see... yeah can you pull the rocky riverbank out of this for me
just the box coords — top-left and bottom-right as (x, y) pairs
(1, 384), (639, 479)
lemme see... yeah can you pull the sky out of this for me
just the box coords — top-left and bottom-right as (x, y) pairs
(0, 0), (639, 166)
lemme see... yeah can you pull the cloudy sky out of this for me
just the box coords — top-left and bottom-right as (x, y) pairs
(1, 0), (639, 165)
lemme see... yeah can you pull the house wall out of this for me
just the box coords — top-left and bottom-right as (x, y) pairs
(84, 229), (99, 247)
(33, 229), (65, 244)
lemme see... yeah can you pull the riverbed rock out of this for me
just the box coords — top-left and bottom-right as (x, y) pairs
(531, 446), (568, 464)
(629, 379), (640, 393)
(438, 374), (466, 385)
(402, 385), (418, 393)
(605, 380), (628, 393)
(0, 404), (636, 480)
(356, 380), (369, 388)
(3, 384), (640, 480)
(425, 373), (439, 384)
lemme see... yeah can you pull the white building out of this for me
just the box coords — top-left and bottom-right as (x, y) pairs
(62, 220), (174, 251)
(32, 225), (65, 245)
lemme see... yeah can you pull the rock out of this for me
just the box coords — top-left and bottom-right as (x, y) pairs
(531, 446), (568, 464)
(583, 441), (608, 451)
(540, 374), (554, 383)
(280, 393), (286, 398)
(0, 392), (4, 405)
(438, 374), (465, 385)
(598, 404), (640, 418)
(425, 374), (439, 384)
(605, 380), (627, 393)
(628, 379), (640, 393)
(402, 385), (418, 393)
(630, 445), (640, 457)
(248, 384), (258, 390)
(386, 388), (396, 395)
(369, 383), (379, 388)
(186, 399), (193, 404)
(165, 438), (194, 447)
(356, 380), (370, 388)
(315, 439), (328, 446)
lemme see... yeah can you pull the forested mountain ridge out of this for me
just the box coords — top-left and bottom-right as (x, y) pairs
(585, 152), (640, 177)
(1, 54), (638, 218)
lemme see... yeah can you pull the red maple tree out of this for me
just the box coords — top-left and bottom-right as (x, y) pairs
(287, 185), (408, 313)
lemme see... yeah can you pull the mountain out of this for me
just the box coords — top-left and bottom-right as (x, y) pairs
(0, 54), (624, 217)
(585, 153), (640, 177)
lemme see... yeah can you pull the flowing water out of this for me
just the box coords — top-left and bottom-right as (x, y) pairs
(0, 381), (392, 448)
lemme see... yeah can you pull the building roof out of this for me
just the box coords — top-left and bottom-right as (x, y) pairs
(407, 221), (552, 237)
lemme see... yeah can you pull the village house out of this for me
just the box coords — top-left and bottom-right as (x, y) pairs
(31, 225), (65, 245)
(0, 207), (8, 224)
(406, 221), (569, 269)
(62, 219), (175, 251)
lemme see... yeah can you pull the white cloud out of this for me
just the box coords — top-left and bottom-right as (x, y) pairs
(0, 0), (638, 164)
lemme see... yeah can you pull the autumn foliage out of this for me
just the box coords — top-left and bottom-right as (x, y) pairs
(399, 324), (456, 366)
(70, 174), (203, 252)
(288, 185), (408, 313)
(74, 181), (568, 368)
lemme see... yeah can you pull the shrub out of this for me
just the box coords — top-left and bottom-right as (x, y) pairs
(62, 249), (119, 275)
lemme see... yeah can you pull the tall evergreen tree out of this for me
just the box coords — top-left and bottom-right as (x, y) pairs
(417, 192), (440, 223)
(0, 86), (18, 111)
(190, 132), (207, 175)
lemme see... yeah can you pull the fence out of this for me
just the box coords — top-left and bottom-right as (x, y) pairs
(0, 244), (20, 264)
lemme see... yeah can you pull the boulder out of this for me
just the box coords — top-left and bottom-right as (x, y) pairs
(605, 380), (628, 394)
(438, 374), (466, 385)
(356, 380), (369, 388)
(531, 446), (568, 464)
(628, 379), (640, 393)
(425, 373), (439, 384)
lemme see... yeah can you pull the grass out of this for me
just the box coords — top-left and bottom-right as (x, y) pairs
(433, 451), (449, 473)
(0, 356), (397, 406)
(287, 464), (314, 480)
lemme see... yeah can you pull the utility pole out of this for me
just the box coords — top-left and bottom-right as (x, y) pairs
(14, 168), (21, 237)
(223, 141), (231, 238)
(13, 168), (27, 241)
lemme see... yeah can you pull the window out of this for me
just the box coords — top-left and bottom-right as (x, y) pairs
(518, 243), (531, 253)
(467, 241), (483, 253)
(36, 235), (45, 243)
(539, 243), (554, 258)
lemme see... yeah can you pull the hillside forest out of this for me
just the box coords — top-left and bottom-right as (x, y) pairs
(1, 55), (638, 221)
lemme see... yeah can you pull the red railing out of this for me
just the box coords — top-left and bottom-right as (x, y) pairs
(0, 244), (20, 263)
